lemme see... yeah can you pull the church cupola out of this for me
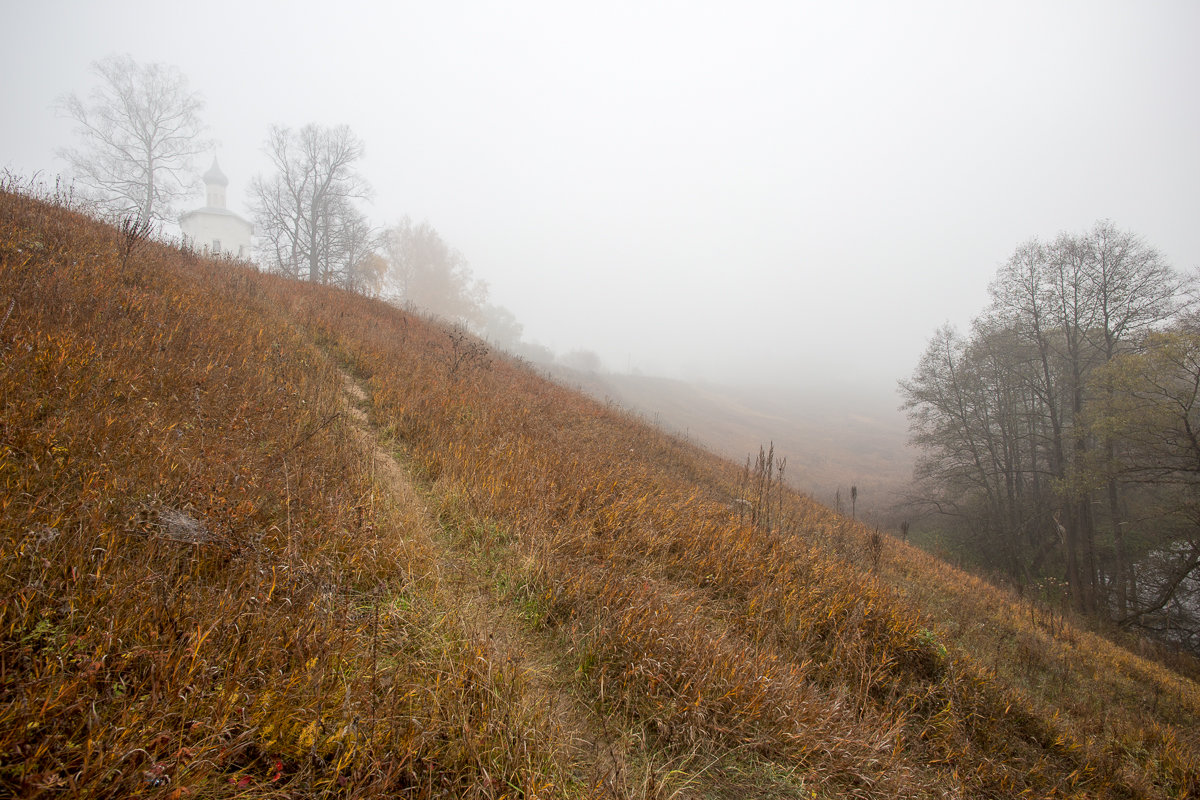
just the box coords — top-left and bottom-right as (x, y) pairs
(203, 158), (229, 209)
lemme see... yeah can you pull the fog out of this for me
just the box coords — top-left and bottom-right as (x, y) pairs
(4, 1), (1198, 419)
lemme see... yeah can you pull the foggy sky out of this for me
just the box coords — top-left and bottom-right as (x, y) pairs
(3, 0), (1198, 399)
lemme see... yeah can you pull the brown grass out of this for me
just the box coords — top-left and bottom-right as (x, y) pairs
(2, 182), (1198, 798)
(0, 186), (570, 798)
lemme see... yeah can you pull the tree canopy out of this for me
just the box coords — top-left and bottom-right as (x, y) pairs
(382, 217), (487, 326)
(902, 221), (1198, 648)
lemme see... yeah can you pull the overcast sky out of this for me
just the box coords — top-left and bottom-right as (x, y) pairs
(3, 0), (1198, 399)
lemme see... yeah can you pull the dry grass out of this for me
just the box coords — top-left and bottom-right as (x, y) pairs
(0, 186), (571, 798)
(2, 183), (1199, 798)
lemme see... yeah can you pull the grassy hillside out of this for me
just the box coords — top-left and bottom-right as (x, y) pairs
(2, 185), (1198, 798)
(553, 369), (912, 514)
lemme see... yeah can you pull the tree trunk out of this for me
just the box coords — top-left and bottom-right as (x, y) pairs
(1108, 465), (1127, 615)
(143, 151), (155, 222)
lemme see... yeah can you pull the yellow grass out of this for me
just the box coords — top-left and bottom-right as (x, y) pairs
(2, 183), (1198, 798)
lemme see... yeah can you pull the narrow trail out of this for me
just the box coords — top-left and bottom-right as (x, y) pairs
(335, 368), (831, 800)
(336, 369), (630, 795)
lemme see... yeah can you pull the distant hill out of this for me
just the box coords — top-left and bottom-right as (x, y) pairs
(3, 185), (1198, 798)
(552, 368), (913, 515)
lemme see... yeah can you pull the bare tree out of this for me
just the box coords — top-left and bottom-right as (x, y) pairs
(250, 124), (372, 285)
(901, 319), (1054, 582)
(322, 195), (378, 290)
(57, 54), (209, 224)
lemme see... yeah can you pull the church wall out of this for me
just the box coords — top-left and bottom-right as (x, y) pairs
(181, 213), (254, 259)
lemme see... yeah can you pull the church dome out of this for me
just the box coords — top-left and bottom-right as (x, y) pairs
(203, 158), (229, 187)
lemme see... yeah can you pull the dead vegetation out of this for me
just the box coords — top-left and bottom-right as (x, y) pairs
(1, 182), (1198, 797)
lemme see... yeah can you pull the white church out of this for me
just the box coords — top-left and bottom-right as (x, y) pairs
(179, 158), (253, 259)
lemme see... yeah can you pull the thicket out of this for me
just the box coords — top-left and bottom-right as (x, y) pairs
(900, 221), (1200, 652)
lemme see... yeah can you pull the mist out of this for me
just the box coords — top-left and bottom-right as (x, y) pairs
(3, 0), (1198, 496)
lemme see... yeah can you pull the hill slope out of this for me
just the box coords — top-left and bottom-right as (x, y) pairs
(2, 187), (1198, 798)
(552, 368), (912, 513)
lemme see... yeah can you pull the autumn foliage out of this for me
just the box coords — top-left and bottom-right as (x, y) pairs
(1, 183), (1198, 797)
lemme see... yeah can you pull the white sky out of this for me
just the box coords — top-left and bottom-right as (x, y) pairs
(3, 0), (1198, 398)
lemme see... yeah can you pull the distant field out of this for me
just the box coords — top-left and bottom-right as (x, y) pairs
(558, 369), (913, 514)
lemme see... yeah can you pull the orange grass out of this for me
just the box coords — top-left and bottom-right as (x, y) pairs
(3, 183), (1199, 798)
(0, 187), (570, 798)
(301, 263), (1200, 797)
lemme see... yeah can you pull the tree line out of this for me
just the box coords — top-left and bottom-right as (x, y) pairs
(901, 221), (1200, 650)
(55, 54), (530, 355)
